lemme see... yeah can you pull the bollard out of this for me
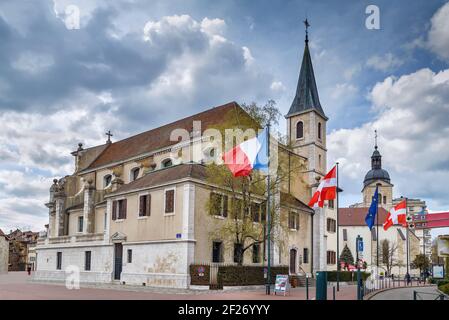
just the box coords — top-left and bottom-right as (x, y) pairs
(413, 290), (417, 300)
(333, 286), (336, 301)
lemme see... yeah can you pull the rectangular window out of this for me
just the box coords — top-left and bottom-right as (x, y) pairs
(113, 199), (127, 220)
(343, 228), (348, 241)
(288, 212), (299, 230)
(212, 241), (223, 263)
(233, 243), (243, 264)
(165, 189), (175, 214)
(329, 199), (334, 209)
(139, 194), (151, 217)
(251, 203), (260, 222)
(327, 218), (336, 233)
(56, 252), (62, 270)
(78, 216), (84, 233)
(303, 248), (309, 264)
(260, 202), (267, 223)
(252, 244), (260, 263)
(85, 251), (91, 271)
(127, 249), (132, 263)
(327, 251), (336, 265)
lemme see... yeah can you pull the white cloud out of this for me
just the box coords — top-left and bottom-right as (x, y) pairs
(366, 52), (404, 72)
(330, 83), (358, 100)
(270, 81), (286, 93)
(427, 2), (449, 61)
(328, 68), (449, 212)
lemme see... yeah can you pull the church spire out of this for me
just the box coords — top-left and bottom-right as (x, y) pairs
(286, 19), (327, 119)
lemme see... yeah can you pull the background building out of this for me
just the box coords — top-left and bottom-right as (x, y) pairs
(0, 229), (8, 274)
(8, 229), (39, 271)
(340, 142), (423, 276)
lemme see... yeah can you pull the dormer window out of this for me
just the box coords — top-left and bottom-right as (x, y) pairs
(103, 174), (112, 188)
(162, 159), (173, 168)
(296, 121), (304, 139)
(130, 167), (140, 182)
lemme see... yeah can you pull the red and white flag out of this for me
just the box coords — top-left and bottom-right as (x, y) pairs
(308, 165), (337, 208)
(383, 199), (407, 230)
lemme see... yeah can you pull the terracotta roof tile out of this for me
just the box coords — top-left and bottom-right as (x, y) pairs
(85, 102), (243, 171)
(108, 163), (208, 196)
(339, 207), (389, 226)
(280, 192), (314, 214)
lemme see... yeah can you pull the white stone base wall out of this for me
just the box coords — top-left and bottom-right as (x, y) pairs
(34, 240), (195, 288)
(120, 240), (194, 289)
(34, 243), (114, 283)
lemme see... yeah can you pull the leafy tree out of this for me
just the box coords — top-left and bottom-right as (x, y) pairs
(411, 254), (430, 275)
(205, 101), (307, 265)
(380, 239), (400, 276)
(339, 245), (354, 270)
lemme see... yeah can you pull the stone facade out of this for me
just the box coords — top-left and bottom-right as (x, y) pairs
(0, 230), (8, 274)
(34, 34), (326, 288)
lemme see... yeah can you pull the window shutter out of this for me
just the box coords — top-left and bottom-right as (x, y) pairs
(123, 199), (127, 219)
(146, 194), (151, 216)
(139, 196), (144, 217)
(112, 201), (117, 220)
(166, 190), (174, 213)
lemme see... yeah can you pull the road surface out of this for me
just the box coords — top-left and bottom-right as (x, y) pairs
(370, 285), (445, 300)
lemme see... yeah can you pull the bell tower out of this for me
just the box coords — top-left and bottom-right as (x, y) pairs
(285, 20), (331, 273)
(286, 19), (328, 184)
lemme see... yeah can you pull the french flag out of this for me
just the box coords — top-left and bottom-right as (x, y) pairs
(222, 128), (269, 177)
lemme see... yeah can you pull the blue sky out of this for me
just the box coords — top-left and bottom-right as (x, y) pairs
(0, 0), (449, 238)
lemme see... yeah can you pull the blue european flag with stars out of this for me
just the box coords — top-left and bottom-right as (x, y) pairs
(365, 186), (379, 230)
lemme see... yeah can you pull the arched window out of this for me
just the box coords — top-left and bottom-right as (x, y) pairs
(162, 159), (173, 168)
(378, 193), (382, 203)
(318, 155), (322, 169)
(103, 174), (112, 188)
(130, 167), (140, 182)
(318, 122), (322, 140)
(383, 196), (387, 204)
(296, 121), (304, 139)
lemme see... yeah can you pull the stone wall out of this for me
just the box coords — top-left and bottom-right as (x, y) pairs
(0, 237), (8, 273)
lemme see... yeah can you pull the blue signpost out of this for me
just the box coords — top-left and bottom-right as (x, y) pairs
(356, 235), (363, 300)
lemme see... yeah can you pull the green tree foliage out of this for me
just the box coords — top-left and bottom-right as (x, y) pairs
(339, 244), (355, 270)
(411, 253), (430, 274)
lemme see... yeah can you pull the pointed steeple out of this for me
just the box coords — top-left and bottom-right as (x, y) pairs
(287, 20), (327, 119)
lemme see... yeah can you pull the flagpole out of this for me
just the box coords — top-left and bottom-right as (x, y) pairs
(405, 197), (409, 278)
(265, 123), (271, 295)
(376, 183), (381, 269)
(336, 162), (340, 292)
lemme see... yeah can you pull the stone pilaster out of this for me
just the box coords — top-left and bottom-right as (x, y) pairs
(54, 194), (65, 237)
(83, 179), (96, 234)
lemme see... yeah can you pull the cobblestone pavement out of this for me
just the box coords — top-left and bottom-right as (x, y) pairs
(0, 272), (357, 300)
(370, 285), (445, 300)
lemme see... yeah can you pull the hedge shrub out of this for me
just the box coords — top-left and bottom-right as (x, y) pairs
(325, 271), (370, 282)
(189, 264), (289, 286)
(439, 283), (449, 295)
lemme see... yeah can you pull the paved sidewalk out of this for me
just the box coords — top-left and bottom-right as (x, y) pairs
(0, 272), (357, 300)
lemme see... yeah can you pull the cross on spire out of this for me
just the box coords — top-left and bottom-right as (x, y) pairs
(106, 130), (113, 144)
(304, 18), (310, 43)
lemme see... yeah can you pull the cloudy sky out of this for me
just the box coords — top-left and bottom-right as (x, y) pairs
(0, 0), (449, 238)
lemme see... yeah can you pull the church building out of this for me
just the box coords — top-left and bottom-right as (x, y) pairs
(34, 25), (338, 287)
(339, 139), (429, 276)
